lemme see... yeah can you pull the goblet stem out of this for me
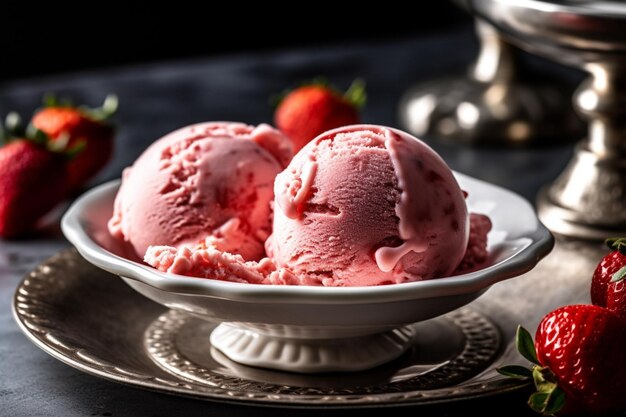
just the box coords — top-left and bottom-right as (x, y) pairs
(579, 64), (626, 155)
(398, 18), (578, 146)
(538, 63), (626, 238)
(470, 21), (517, 84)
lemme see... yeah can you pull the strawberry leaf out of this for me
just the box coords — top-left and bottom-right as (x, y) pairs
(544, 386), (566, 415)
(271, 78), (365, 111)
(5, 112), (22, 136)
(83, 94), (118, 121)
(528, 389), (565, 416)
(43, 93), (63, 108)
(606, 237), (626, 255)
(46, 132), (70, 152)
(529, 366), (564, 415)
(611, 265), (626, 283)
(516, 325), (540, 365)
(497, 365), (532, 379)
(65, 139), (86, 160)
(25, 124), (48, 145)
(528, 392), (550, 413)
(44, 93), (118, 122)
(309, 76), (329, 88)
(344, 79), (366, 110)
(101, 94), (119, 118)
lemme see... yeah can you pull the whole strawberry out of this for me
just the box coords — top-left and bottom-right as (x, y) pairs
(0, 138), (67, 238)
(591, 237), (626, 322)
(499, 306), (626, 415)
(32, 95), (117, 191)
(274, 80), (365, 152)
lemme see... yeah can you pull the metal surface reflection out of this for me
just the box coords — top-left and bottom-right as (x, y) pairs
(399, 3), (580, 147)
(472, 0), (626, 239)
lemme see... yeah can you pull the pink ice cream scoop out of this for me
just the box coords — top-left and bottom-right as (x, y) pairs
(145, 124), (484, 286)
(108, 122), (292, 260)
(265, 125), (470, 286)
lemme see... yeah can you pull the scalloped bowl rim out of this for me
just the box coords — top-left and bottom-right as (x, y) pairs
(61, 173), (554, 305)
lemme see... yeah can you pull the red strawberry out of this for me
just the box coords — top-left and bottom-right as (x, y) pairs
(31, 95), (117, 191)
(0, 139), (67, 238)
(591, 238), (626, 322)
(274, 80), (365, 152)
(499, 306), (626, 415)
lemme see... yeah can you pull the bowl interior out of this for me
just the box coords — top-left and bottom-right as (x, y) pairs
(80, 176), (532, 271)
(62, 171), (552, 304)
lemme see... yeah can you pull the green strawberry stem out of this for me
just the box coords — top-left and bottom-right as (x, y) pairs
(606, 237), (626, 255)
(309, 76), (329, 87)
(25, 125), (49, 146)
(1, 110), (83, 159)
(5, 112), (22, 137)
(64, 140), (86, 160)
(43, 93), (73, 108)
(42, 93), (118, 122)
(92, 94), (118, 121)
(43, 93), (59, 108)
(344, 79), (366, 110)
(496, 326), (566, 416)
(530, 367), (566, 415)
(2, 112), (43, 146)
(272, 78), (366, 110)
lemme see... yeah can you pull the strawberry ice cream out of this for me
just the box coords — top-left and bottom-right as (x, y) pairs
(265, 125), (470, 286)
(108, 122), (292, 260)
(145, 125), (491, 286)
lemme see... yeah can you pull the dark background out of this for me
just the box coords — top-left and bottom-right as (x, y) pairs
(0, 5), (468, 82)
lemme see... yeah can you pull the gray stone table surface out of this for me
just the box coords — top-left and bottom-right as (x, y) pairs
(0, 27), (586, 416)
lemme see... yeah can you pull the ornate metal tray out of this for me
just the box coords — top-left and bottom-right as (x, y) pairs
(13, 241), (596, 407)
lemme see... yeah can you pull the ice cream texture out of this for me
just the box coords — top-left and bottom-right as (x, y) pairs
(143, 125), (490, 286)
(108, 122), (292, 260)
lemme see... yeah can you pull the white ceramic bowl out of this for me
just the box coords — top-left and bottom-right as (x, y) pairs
(62, 173), (553, 373)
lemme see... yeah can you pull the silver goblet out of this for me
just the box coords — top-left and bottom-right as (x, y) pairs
(472, 0), (626, 238)
(399, 0), (579, 146)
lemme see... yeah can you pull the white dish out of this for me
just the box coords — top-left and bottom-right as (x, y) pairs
(61, 173), (553, 373)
